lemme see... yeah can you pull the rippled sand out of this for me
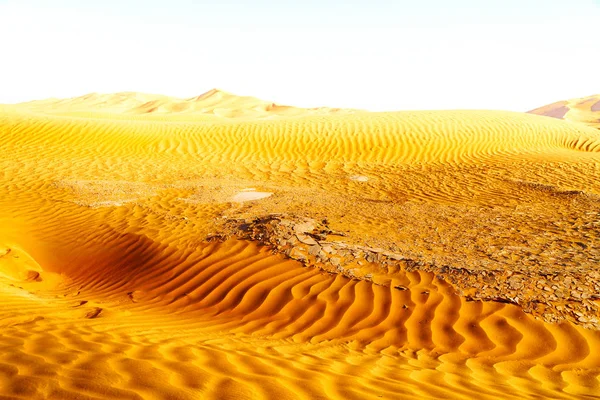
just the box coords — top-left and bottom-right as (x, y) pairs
(1, 91), (600, 399)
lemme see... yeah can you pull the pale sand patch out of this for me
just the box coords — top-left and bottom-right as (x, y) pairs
(231, 190), (272, 202)
(350, 175), (369, 182)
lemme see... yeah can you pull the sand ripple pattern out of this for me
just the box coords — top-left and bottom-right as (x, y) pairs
(2, 109), (600, 180)
(2, 234), (600, 400)
(2, 101), (600, 399)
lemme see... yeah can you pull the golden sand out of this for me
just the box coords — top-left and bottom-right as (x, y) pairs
(1, 91), (600, 399)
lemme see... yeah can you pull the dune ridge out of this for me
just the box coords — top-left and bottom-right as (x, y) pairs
(1, 92), (600, 399)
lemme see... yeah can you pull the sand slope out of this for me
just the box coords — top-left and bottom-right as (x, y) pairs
(1, 92), (600, 399)
(528, 94), (600, 129)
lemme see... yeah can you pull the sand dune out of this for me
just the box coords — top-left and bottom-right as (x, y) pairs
(13, 89), (352, 119)
(1, 92), (600, 399)
(528, 94), (600, 129)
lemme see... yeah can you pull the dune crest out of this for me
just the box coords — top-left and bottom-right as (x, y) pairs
(1, 91), (600, 398)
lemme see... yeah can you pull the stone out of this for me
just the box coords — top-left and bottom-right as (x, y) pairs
(320, 244), (335, 254)
(288, 247), (307, 262)
(508, 276), (523, 290)
(314, 251), (325, 262)
(294, 221), (316, 234)
(330, 256), (342, 267)
(386, 253), (406, 261)
(308, 244), (321, 256)
(296, 233), (318, 245)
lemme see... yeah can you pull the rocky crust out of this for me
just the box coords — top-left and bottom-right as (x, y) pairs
(212, 214), (600, 330)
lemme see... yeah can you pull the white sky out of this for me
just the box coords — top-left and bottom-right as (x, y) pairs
(0, 0), (599, 111)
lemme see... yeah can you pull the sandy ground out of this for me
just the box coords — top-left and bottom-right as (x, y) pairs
(1, 91), (600, 399)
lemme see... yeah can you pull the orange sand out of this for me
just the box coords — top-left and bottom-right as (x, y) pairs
(1, 90), (600, 399)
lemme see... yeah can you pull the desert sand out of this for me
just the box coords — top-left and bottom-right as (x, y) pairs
(1, 90), (600, 399)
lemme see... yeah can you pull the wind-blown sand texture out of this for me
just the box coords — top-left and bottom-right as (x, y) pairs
(1, 90), (600, 399)
(528, 94), (600, 129)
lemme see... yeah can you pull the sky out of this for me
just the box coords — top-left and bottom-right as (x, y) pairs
(0, 0), (599, 111)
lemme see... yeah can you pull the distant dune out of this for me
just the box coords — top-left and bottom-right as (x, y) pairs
(1, 91), (600, 399)
(528, 94), (600, 129)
